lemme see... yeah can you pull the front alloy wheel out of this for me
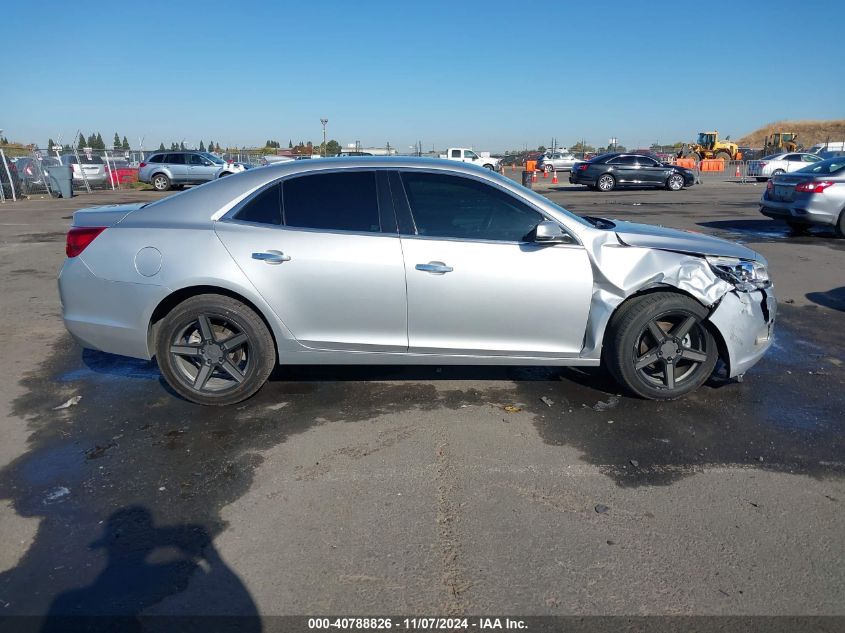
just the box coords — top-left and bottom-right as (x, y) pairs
(605, 293), (718, 399)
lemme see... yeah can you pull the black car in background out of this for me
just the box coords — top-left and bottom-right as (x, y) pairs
(569, 152), (695, 192)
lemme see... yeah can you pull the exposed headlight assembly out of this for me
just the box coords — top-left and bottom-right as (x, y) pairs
(707, 256), (770, 292)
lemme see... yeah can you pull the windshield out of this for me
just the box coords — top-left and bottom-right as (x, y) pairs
(795, 158), (845, 175)
(202, 152), (224, 164)
(696, 133), (711, 145)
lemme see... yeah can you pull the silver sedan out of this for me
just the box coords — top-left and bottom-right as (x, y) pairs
(58, 158), (776, 405)
(759, 156), (845, 235)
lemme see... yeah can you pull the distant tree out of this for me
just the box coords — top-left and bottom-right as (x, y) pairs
(325, 139), (341, 155)
(170, 142), (177, 151)
(122, 136), (130, 150)
(179, 141), (185, 151)
(199, 140), (206, 151)
(63, 144), (72, 152)
(158, 142), (165, 150)
(288, 140), (293, 148)
(113, 133), (121, 149)
(47, 138), (56, 150)
(94, 133), (104, 149)
(77, 133), (85, 149)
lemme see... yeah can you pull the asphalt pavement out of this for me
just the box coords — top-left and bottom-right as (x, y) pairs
(0, 180), (843, 624)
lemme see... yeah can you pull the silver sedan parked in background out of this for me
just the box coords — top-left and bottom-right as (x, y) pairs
(759, 156), (845, 235)
(58, 158), (775, 405)
(746, 152), (823, 182)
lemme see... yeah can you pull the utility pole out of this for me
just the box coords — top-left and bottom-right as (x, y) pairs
(320, 118), (328, 157)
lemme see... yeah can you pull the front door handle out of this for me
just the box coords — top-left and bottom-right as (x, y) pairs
(415, 261), (453, 274)
(252, 250), (291, 265)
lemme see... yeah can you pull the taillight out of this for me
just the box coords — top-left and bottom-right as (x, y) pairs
(766, 180), (774, 191)
(578, 164), (589, 171)
(795, 181), (834, 194)
(139, 162), (146, 169)
(759, 161), (768, 167)
(66, 227), (106, 258)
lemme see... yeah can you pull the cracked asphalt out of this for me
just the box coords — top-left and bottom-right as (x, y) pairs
(0, 179), (843, 623)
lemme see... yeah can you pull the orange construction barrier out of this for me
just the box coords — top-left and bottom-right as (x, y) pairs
(674, 158), (696, 169)
(525, 160), (537, 172)
(700, 159), (725, 172)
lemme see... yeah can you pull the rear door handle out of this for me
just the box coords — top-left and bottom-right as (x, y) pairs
(415, 261), (453, 274)
(252, 250), (291, 265)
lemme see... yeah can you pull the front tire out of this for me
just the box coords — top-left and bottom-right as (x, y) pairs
(152, 173), (171, 191)
(666, 173), (684, 191)
(155, 294), (276, 406)
(597, 173), (616, 192)
(483, 163), (495, 170)
(604, 293), (719, 400)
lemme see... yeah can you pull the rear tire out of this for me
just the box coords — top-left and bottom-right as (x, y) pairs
(155, 294), (276, 406)
(756, 177), (767, 182)
(152, 173), (171, 191)
(597, 173), (616, 192)
(715, 151), (731, 162)
(604, 293), (719, 400)
(836, 210), (845, 239)
(772, 169), (785, 177)
(786, 220), (809, 233)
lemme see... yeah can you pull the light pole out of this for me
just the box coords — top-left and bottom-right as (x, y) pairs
(320, 118), (328, 157)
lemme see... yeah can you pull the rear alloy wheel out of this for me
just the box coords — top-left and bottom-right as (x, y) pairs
(605, 293), (718, 400)
(772, 169), (785, 177)
(218, 171), (231, 178)
(483, 164), (495, 170)
(597, 173), (616, 192)
(666, 173), (685, 191)
(544, 164), (553, 173)
(836, 210), (845, 239)
(152, 173), (171, 191)
(155, 294), (275, 405)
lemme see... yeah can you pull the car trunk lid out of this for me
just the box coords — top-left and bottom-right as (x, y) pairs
(72, 203), (147, 227)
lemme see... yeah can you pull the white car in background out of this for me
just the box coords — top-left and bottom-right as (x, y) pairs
(746, 152), (823, 182)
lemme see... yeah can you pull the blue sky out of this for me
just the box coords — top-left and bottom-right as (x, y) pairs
(4, 0), (844, 152)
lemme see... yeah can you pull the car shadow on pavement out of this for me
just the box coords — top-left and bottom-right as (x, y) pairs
(806, 286), (845, 312)
(697, 219), (844, 248)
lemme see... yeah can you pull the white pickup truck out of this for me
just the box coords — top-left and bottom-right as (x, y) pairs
(439, 147), (500, 170)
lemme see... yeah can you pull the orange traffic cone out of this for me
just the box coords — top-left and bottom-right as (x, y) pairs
(542, 169), (548, 179)
(531, 170), (537, 183)
(734, 163), (741, 178)
(552, 169), (558, 184)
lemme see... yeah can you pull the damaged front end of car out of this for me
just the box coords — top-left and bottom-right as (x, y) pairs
(579, 221), (776, 379)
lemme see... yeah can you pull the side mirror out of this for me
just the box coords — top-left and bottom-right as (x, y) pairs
(533, 220), (573, 244)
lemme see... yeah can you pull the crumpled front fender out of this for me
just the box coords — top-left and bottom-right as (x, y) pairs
(580, 231), (776, 377)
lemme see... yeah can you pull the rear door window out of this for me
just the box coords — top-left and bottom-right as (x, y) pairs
(608, 156), (637, 165)
(165, 154), (185, 165)
(283, 171), (381, 232)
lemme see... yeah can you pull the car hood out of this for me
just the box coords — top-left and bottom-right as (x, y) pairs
(611, 220), (763, 262)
